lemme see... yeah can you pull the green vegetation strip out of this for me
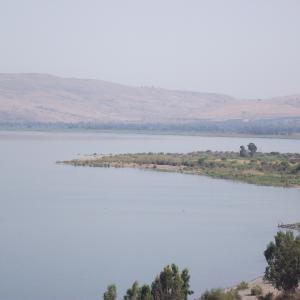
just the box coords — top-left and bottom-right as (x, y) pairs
(60, 151), (300, 187)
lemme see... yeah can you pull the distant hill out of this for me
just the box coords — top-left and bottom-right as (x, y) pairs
(0, 73), (300, 125)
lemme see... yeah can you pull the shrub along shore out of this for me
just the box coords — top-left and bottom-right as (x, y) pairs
(59, 150), (300, 187)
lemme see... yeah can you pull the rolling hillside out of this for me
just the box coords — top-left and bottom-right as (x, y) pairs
(0, 73), (300, 124)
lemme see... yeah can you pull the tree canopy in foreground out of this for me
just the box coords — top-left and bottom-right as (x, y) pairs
(264, 231), (300, 292)
(103, 264), (193, 300)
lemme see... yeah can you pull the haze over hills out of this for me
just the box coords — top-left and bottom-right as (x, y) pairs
(0, 73), (300, 125)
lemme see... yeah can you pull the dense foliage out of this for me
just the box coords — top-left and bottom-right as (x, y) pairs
(264, 231), (300, 292)
(151, 264), (193, 300)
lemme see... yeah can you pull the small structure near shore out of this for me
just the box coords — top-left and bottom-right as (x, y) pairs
(278, 222), (300, 230)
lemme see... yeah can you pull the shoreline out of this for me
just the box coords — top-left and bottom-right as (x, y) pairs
(1, 128), (300, 140)
(59, 151), (300, 188)
(60, 160), (300, 189)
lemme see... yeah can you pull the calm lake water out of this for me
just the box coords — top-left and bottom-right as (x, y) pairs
(0, 131), (300, 300)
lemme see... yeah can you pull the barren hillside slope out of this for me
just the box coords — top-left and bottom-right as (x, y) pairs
(0, 73), (299, 124)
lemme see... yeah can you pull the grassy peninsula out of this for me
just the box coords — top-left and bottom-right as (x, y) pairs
(60, 150), (300, 187)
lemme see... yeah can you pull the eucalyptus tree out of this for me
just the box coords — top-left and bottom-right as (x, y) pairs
(264, 231), (300, 292)
(103, 284), (117, 300)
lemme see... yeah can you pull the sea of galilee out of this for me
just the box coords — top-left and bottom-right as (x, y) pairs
(1, 131), (300, 300)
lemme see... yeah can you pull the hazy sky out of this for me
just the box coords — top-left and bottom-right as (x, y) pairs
(1, 0), (300, 98)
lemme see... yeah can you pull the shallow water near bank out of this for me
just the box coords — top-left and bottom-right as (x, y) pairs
(0, 131), (300, 300)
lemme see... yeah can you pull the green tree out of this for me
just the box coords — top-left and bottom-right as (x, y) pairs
(247, 143), (257, 157)
(151, 264), (193, 300)
(151, 276), (162, 300)
(124, 281), (140, 300)
(264, 231), (300, 292)
(124, 282), (153, 300)
(103, 284), (117, 300)
(181, 268), (193, 300)
(239, 146), (247, 157)
(140, 284), (153, 300)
